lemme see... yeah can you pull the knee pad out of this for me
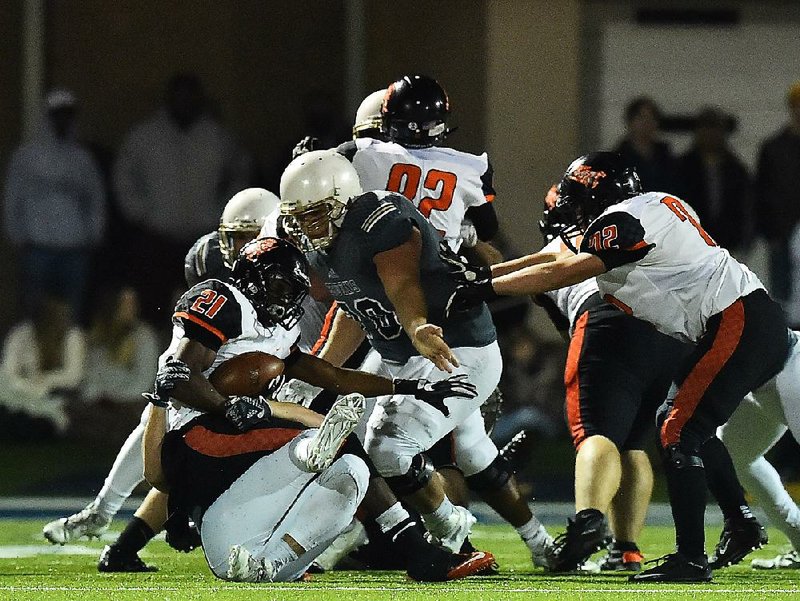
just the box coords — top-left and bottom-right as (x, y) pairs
(384, 453), (434, 496)
(465, 454), (512, 492)
(662, 443), (704, 470)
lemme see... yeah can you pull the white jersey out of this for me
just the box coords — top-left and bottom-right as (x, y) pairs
(580, 192), (764, 343)
(162, 278), (300, 429)
(340, 138), (495, 251)
(539, 237), (599, 330)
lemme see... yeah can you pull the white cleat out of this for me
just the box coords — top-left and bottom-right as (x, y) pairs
(311, 519), (369, 571)
(226, 545), (276, 582)
(304, 393), (365, 472)
(751, 549), (800, 570)
(43, 502), (110, 545)
(426, 505), (477, 554)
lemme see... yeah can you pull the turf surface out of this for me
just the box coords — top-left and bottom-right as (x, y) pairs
(0, 519), (797, 600)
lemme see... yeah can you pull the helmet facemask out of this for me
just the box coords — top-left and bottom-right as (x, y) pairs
(281, 198), (346, 251)
(218, 221), (263, 268)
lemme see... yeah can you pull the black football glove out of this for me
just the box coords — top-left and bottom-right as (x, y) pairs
(445, 282), (498, 318)
(438, 240), (492, 286)
(142, 357), (191, 407)
(292, 136), (321, 159)
(223, 395), (273, 430)
(394, 374), (478, 417)
(164, 511), (202, 553)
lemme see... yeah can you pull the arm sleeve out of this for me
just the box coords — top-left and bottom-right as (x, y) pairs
(174, 282), (243, 351)
(579, 212), (654, 270)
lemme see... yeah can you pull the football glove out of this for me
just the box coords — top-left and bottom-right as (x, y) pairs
(224, 395), (273, 430)
(438, 240), (492, 286)
(292, 136), (321, 159)
(275, 378), (323, 408)
(445, 282), (497, 318)
(394, 374), (478, 417)
(164, 511), (202, 553)
(142, 357), (191, 407)
(459, 218), (479, 249)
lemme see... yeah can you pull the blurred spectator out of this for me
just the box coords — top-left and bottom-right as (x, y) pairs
(0, 296), (86, 438)
(756, 81), (800, 310)
(68, 286), (158, 443)
(614, 96), (680, 194)
(492, 327), (565, 446)
(3, 89), (106, 321)
(676, 107), (752, 255)
(114, 73), (252, 323)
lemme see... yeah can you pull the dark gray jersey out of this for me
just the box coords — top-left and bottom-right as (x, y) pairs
(184, 231), (230, 288)
(308, 191), (495, 363)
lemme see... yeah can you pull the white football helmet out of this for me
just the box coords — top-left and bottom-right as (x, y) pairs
(352, 89), (387, 139)
(280, 150), (362, 250)
(219, 188), (279, 267)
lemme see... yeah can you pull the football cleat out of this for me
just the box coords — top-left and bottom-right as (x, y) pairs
(97, 545), (157, 573)
(425, 505), (477, 554)
(303, 393), (365, 472)
(598, 541), (644, 572)
(523, 523), (554, 569)
(310, 519), (368, 572)
(43, 502), (110, 545)
(629, 552), (711, 583)
(751, 549), (800, 570)
(445, 551), (498, 581)
(709, 518), (768, 569)
(545, 509), (611, 572)
(226, 545), (276, 582)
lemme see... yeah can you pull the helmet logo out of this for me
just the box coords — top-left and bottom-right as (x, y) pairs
(569, 165), (607, 189)
(244, 237), (279, 260)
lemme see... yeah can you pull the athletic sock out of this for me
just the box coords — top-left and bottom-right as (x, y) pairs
(515, 514), (547, 547)
(421, 497), (455, 528)
(112, 517), (155, 555)
(701, 436), (754, 523)
(615, 540), (639, 552)
(376, 502), (411, 534)
(664, 460), (707, 560)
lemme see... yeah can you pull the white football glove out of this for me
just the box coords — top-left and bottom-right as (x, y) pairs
(459, 218), (479, 248)
(275, 378), (323, 408)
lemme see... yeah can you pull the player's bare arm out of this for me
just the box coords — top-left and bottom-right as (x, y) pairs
(490, 249), (568, 278)
(169, 338), (228, 414)
(373, 227), (459, 372)
(493, 252), (606, 296)
(267, 401), (324, 428)
(316, 305), (367, 367)
(142, 405), (169, 493)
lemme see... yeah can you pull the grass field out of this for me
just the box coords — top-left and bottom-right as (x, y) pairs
(0, 519), (797, 601)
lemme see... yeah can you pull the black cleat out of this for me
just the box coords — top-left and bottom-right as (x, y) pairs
(629, 552), (711, 583)
(546, 508), (611, 572)
(598, 541), (644, 572)
(709, 518), (768, 569)
(98, 545), (157, 573)
(407, 546), (496, 582)
(499, 430), (534, 470)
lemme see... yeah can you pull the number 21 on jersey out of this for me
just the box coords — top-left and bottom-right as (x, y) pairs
(661, 196), (717, 247)
(386, 163), (458, 218)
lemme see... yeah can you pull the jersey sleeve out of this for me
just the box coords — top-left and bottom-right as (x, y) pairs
(579, 211), (654, 269)
(184, 232), (230, 288)
(349, 193), (414, 256)
(173, 280), (243, 351)
(480, 158), (496, 203)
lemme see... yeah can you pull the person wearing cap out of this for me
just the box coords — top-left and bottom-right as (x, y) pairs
(756, 81), (800, 317)
(3, 88), (106, 320)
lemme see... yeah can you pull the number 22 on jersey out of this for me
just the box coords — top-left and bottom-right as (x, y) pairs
(386, 163), (458, 218)
(661, 196), (717, 247)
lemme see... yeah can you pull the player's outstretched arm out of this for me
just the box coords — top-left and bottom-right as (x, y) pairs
(314, 304), (367, 367)
(492, 252), (605, 296)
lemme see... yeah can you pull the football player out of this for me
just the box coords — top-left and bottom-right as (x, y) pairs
(279, 150), (552, 567)
(42, 188), (278, 563)
(531, 186), (688, 572)
(446, 152), (785, 583)
(137, 236), (489, 582)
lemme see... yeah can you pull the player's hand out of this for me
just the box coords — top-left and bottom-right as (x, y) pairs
(143, 357), (192, 407)
(292, 136), (320, 159)
(394, 374), (478, 417)
(412, 323), (459, 372)
(445, 283), (497, 318)
(275, 378), (323, 408)
(438, 240), (491, 285)
(223, 395), (273, 430)
(164, 511), (202, 553)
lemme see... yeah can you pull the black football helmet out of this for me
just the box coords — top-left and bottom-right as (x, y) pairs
(231, 237), (310, 329)
(381, 74), (449, 148)
(556, 152), (642, 235)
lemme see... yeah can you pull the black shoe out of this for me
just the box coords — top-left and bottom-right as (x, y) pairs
(98, 545), (157, 573)
(598, 541), (644, 572)
(546, 509), (611, 572)
(629, 552), (711, 583)
(499, 430), (535, 470)
(709, 518), (768, 569)
(407, 546), (497, 582)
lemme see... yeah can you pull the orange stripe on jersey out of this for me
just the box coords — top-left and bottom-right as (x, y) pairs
(174, 311), (228, 343)
(184, 425), (302, 458)
(485, 194), (496, 203)
(660, 300), (745, 447)
(565, 310), (589, 449)
(311, 302), (338, 356)
(626, 240), (649, 251)
(603, 294), (633, 315)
